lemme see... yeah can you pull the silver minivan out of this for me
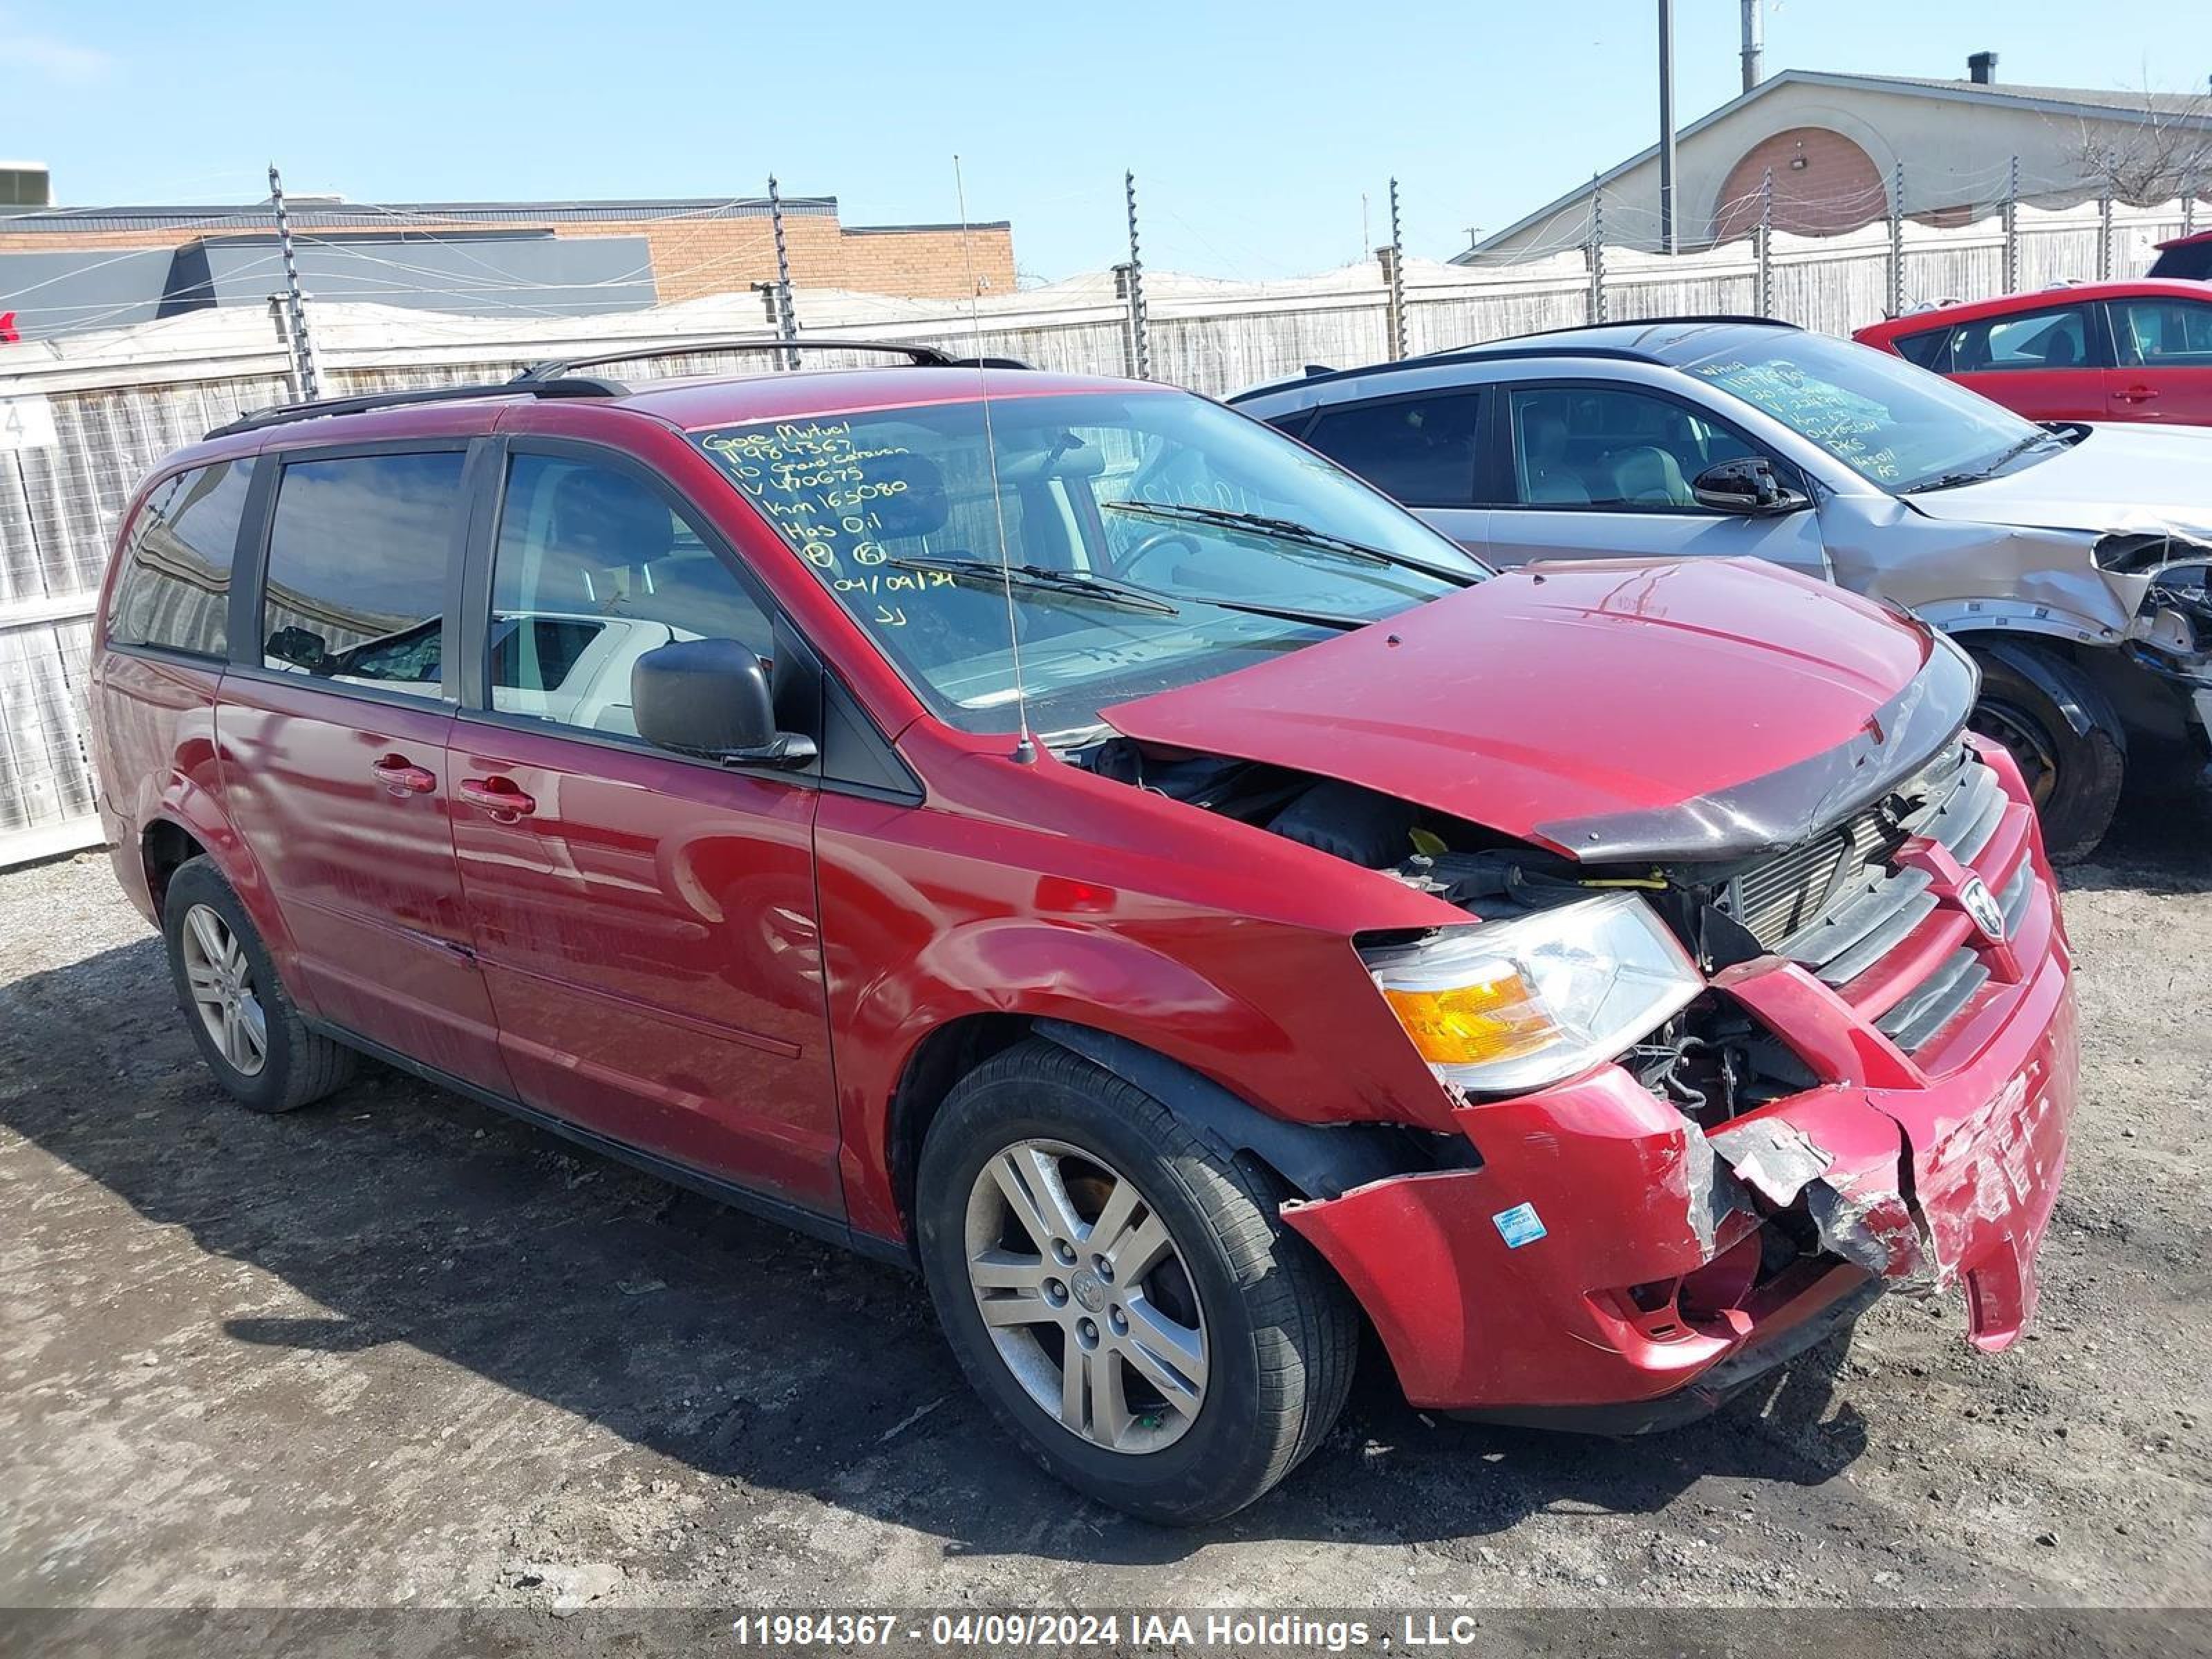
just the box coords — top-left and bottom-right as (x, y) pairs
(1232, 318), (2211, 859)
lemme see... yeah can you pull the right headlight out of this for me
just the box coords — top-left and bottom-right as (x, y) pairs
(1360, 892), (1704, 1095)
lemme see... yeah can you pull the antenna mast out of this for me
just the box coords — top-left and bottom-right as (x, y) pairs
(953, 155), (1036, 765)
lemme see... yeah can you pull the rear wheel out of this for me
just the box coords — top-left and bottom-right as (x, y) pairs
(162, 857), (355, 1114)
(915, 1039), (1356, 1524)
(1968, 642), (2126, 863)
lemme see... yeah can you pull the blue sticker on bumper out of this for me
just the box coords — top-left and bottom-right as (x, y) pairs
(1492, 1202), (1546, 1248)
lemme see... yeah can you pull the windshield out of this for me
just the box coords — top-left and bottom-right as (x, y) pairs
(1684, 331), (2057, 493)
(693, 390), (1487, 738)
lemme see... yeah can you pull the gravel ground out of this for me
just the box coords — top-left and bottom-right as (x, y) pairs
(0, 781), (2206, 1622)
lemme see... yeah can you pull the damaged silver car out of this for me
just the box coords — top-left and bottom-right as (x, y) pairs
(1232, 317), (2212, 859)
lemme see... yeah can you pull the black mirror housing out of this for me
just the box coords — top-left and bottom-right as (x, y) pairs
(631, 639), (816, 769)
(1691, 457), (1808, 516)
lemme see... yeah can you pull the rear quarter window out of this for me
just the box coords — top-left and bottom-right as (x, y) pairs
(1890, 327), (1953, 371)
(259, 451), (467, 697)
(106, 459), (255, 657)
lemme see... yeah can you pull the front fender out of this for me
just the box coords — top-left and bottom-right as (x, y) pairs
(830, 915), (1447, 1239)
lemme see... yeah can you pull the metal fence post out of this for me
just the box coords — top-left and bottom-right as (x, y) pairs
(268, 163), (320, 401)
(1111, 263), (1138, 379)
(1586, 183), (1606, 324)
(1886, 162), (1904, 317)
(1123, 171), (1150, 380)
(1755, 167), (1773, 316)
(2099, 190), (2114, 281)
(2003, 155), (2020, 293)
(767, 176), (799, 369)
(1382, 178), (1408, 360)
(2185, 170), (2197, 238)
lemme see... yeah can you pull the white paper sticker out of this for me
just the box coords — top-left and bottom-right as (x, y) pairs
(0, 396), (58, 452)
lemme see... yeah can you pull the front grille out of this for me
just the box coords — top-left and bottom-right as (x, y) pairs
(1716, 742), (2020, 1053)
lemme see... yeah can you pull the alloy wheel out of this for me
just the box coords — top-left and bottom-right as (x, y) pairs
(962, 1139), (1208, 1454)
(180, 903), (268, 1078)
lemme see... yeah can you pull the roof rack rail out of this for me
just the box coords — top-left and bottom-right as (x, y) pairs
(1418, 314), (1798, 357)
(203, 375), (615, 441)
(512, 337), (965, 383)
(203, 337), (1024, 441)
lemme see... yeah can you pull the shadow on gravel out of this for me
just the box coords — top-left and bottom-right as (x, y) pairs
(2057, 758), (2212, 897)
(0, 781), (2193, 1561)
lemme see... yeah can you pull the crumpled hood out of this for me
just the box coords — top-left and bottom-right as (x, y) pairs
(1103, 557), (1967, 863)
(1904, 424), (2212, 541)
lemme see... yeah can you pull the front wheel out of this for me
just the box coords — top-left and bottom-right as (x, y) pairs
(915, 1040), (1356, 1525)
(1968, 642), (2127, 863)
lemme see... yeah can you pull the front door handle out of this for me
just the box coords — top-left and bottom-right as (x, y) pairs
(371, 753), (437, 796)
(2114, 384), (2160, 402)
(458, 776), (537, 821)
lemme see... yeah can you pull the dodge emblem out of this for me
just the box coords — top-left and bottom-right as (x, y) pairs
(1959, 874), (2006, 942)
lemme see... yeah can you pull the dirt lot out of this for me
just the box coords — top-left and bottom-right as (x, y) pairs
(1, 782), (2206, 1621)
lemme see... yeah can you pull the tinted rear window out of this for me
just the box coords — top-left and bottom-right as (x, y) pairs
(2149, 243), (2212, 281)
(260, 451), (466, 697)
(1302, 393), (1482, 505)
(106, 460), (254, 657)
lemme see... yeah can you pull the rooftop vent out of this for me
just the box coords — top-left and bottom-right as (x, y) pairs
(1968, 50), (1998, 84)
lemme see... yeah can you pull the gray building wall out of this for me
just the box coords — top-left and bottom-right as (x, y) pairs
(1, 232), (657, 341)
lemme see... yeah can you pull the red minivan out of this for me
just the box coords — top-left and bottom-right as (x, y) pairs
(89, 345), (2080, 1522)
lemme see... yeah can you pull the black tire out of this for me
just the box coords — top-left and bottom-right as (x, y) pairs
(916, 1038), (1357, 1526)
(162, 856), (355, 1114)
(1968, 642), (2127, 863)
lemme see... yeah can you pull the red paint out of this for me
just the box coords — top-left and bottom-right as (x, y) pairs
(91, 368), (2079, 1423)
(1857, 280), (2212, 425)
(1105, 556), (1931, 857)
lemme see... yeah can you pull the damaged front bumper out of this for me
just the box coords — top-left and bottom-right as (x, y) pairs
(1282, 756), (2080, 1423)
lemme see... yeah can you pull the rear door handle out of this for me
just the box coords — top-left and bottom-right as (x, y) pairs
(457, 776), (537, 821)
(371, 754), (438, 796)
(2115, 384), (2160, 402)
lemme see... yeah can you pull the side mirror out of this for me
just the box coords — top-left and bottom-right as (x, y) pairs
(1691, 457), (1808, 516)
(265, 625), (331, 671)
(631, 639), (817, 769)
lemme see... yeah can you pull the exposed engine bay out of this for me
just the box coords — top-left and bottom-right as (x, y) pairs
(1077, 733), (1838, 1129)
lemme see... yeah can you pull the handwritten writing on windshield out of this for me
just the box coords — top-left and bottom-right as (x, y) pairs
(1691, 360), (1904, 482)
(702, 420), (953, 628)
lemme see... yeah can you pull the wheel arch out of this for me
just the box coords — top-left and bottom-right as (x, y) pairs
(881, 1012), (1436, 1249)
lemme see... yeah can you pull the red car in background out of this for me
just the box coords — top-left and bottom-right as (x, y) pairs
(1855, 281), (2212, 425)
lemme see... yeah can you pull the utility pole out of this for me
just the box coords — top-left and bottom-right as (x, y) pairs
(1886, 162), (1905, 316)
(766, 176), (799, 370)
(2003, 155), (2020, 293)
(1739, 0), (1763, 94)
(2185, 169), (2197, 239)
(1658, 0), (1678, 254)
(1123, 170), (1151, 380)
(268, 163), (319, 401)
(2098, 190), (2114, 281)
(1756, 167), (1774, 315)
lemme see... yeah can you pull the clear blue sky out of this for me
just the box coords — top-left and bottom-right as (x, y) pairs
(10, 0), (2211, 281)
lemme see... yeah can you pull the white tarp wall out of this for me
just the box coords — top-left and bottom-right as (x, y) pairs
(0, 194), (2189, 866)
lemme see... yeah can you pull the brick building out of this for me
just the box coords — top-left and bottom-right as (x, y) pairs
(0, 195), (1015, 341)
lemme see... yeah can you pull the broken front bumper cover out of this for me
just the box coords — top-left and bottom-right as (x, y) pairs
(1282, 863), (2079, 1420)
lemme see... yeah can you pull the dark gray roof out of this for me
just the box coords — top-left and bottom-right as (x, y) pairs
(0, 196), (844, 234)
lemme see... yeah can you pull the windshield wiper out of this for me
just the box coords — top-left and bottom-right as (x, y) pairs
(885, 554), (1179, 616)
(1101, 500), (1481, 587)
(1905, 429), (2067, 493)
(890, 552), (1373, 633)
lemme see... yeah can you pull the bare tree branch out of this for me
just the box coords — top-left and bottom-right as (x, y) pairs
(2068, 84), (2212, 204)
